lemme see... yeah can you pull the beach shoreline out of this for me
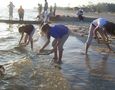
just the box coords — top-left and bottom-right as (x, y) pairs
(0, 11), (115, 90)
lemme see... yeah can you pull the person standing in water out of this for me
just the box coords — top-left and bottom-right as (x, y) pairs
(43, 0), (49, 23)
(18, 5), (24, 21)
(53, 3), (57, 16)
(38, 3), (42, 15)
(8, 1), (15, 20)
(18, 24), (35, 50)
(39, 24), (69, 64)
(85, 18), (115, 54)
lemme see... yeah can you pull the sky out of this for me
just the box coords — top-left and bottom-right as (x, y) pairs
(0, 0), (115, 9)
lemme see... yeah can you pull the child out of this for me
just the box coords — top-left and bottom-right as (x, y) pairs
(85, 18), (115, 54)
(18, 24), (35, 50)
(39, 24), (69, 64)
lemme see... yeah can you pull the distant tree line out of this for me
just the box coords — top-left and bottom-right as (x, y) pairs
(34, 3), (115, 13)
(74, 3), (115, 13)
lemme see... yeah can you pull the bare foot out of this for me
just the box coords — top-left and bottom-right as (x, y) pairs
(52, 57), (58, 63)
(57, 60), (63, 64)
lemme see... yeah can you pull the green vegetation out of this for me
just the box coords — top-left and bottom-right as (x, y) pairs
(58, 3), (115, 13)
(74, 3), (115, 13)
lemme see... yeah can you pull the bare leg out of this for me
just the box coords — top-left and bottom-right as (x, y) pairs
(53, 48), (58, 62)
(95, 31), (101, 43)
(54, 49), (57, 59)
(57, 50), (63, 64)
(24, 34), (28, 44)
(52, 39), (58, 62)
(98, 29), (112, 51)
(30, 38), (33, 50)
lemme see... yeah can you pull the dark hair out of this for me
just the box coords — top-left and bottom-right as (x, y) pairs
(18, 26), (24, 33)
(105, 22), (115, 35)
(0, 65), (3, 68)
(41, 24), (50, 33)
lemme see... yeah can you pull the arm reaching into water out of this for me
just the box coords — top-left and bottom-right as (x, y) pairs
(95, 27), (112, 51)
(39, 38), (50, 52)
(19, 33), (24, 45)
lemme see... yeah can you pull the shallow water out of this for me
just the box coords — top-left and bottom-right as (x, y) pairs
(0, 22), (115, 90)
(61, 36), (115, 90)
(0, 8), (37, 20)
(0, 23), (71, 90)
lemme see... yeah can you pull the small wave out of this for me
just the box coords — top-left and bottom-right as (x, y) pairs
(1, 57), (70, 90)
(6, 36), (16, 39)
(14, 46), (28, 53)
(0, 36), (16, 42)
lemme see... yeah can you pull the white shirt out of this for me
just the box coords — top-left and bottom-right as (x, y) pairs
(92, 18), (108, 27)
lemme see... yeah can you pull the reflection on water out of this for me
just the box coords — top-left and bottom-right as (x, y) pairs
(0, 22), (115, 90)
(0, 48), (70, 90)
(85, 54), (115, 90)
(7, 24), (13, 32)
(0, 23), (19, 50)
(85, 54), (110, 78)
(0, 23), (70, 90)
(60, 35), (115, 90)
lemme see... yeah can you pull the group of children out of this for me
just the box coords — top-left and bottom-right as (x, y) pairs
(0, 17), (115, 76)
(18, 23), (69, 64)
(18, 18), (115, 64)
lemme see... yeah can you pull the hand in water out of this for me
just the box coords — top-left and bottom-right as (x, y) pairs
(39, 48), (44, 52)
(49, 49), (54, 53)
(20, 43), (28, 46)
